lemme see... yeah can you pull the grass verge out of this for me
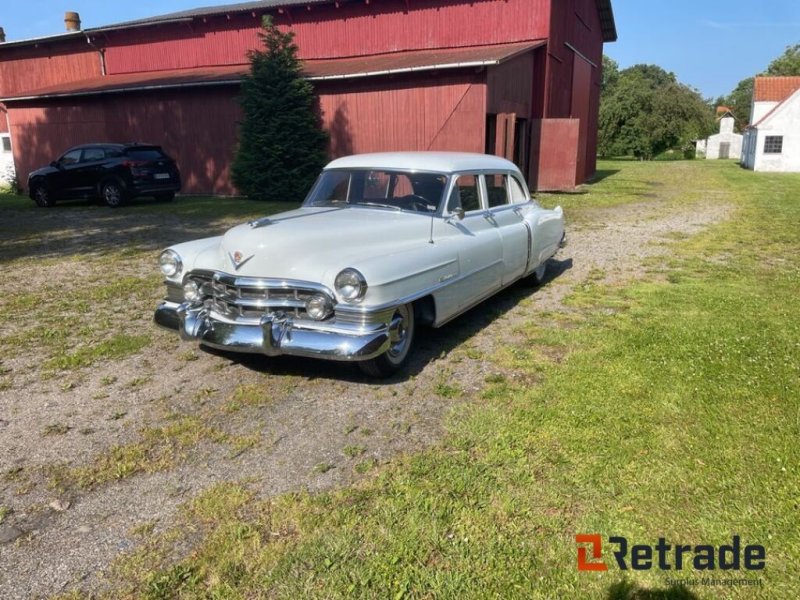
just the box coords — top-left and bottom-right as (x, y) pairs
(59, 162), (800, 598)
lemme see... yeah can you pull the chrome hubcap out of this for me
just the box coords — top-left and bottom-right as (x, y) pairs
(387, 305), (411, 359)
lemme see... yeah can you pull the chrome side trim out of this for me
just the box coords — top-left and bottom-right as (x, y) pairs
(522, 219), (534, 275)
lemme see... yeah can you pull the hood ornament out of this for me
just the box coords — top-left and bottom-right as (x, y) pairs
(229, 251), (254, 270)
(248, 217), (273, 228)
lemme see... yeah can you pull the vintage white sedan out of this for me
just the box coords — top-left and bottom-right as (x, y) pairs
(154, 152), (565, 377)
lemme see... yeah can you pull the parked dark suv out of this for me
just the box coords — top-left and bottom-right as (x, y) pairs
(28, 143), (181, 208)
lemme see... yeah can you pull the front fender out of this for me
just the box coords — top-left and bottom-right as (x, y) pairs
(162, 236), (223, 284)
(327, 243), (459, 308)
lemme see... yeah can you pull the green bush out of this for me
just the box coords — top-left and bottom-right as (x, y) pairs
(231, 17), (329, 202)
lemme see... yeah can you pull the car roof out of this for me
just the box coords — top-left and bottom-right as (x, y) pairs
(63, 143), (162, 152)
(325, 152), (522, 174)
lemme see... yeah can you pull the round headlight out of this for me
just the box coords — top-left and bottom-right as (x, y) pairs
(183, 280), (201, 303)
(159, 249), (182, 277)
(334, 268), (367, 302)
(306, 294), (333, 320)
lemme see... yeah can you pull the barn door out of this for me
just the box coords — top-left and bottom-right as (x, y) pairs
(493, 112), (517, 162)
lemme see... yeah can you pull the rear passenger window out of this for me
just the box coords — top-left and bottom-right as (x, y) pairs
(82, 148), (105, 162)
(509, 176), (529, 203)
(485, 174), (509, 208)
(59, 150), (82, 165)
(447, 175), (481, 213)
(126, 148), (167, 160)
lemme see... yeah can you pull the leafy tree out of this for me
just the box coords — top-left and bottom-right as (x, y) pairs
(232, 16), (329, 202)
(719, 43), (798, 128)
(598, 63), (714, 159)
(720, 77), (754, 130)
(765, 43), (800, 76)
(601, 55), (619, 93)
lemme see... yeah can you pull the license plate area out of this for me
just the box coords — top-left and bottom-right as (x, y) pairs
(154, 173), (170, 180)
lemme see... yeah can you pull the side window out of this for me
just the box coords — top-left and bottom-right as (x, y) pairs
(82, 148), (105, 162)
(390, 174), (414, 198)
(447, 174), (481, 213)
(364, 171), (390, 199)
(509, 176), (529, 204)
(1, 135), (11, 153)
(485, 173), (509, 208)
(59, 150), (82, 166)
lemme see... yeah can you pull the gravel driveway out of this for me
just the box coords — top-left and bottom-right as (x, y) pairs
(0, 189), (732, 598)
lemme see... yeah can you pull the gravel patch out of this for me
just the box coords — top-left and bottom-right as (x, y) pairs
(0, 194), (733, 598)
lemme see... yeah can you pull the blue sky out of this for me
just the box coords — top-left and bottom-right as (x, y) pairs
(2, 1), (798, 99)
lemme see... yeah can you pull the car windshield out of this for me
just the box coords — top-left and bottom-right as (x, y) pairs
(303, 169), (448, 214)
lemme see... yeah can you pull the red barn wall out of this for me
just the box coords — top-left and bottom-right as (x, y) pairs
(8, 86), (242, 195)
(0, 41), (100, 98)
(318, 71), (486, 158)
(546, 0), (604, 179)
(486, 51), (535, 117)
(101, 0), (551, 74)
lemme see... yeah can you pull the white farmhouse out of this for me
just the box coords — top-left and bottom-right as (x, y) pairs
(705, 111), (742, 160)
(0, 111), (14, 189)
(742, 76), (800, 172)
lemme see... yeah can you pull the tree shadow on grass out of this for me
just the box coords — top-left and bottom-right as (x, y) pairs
(607, 579), (700, 600)
(206, 256), (574, 383)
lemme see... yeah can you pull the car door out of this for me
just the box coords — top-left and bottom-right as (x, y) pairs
(482, 173), (529, 284)
(51, 149), (83, 198)
(74, 147), (107, 196)
(436, 173), (504, 315)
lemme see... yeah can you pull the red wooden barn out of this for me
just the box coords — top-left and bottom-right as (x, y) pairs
(0, 0), (616, 195)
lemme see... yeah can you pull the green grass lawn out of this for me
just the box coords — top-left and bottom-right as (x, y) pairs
(53, 162), (799, 599)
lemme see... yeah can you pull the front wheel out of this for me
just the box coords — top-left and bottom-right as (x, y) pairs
(358, 303), (416, 378)
(101, 180), (127, 208)
(33, 185), (56, 207)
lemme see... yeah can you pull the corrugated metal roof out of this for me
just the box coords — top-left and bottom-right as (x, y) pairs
(1, 1), (617, 47)
(753, 76), (800, 102)
(596, 0), (617, 43)
(1, 41), (543, 102)
(90, 1), (333, 32)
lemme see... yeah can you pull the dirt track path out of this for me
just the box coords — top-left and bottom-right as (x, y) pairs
(0, 194), (732, 598)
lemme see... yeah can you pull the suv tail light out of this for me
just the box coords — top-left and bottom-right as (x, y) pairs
(123, 160), (149, 177)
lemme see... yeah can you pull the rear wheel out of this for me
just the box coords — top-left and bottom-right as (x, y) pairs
(358, 303), (416, 378)
(32, 185), (55, 207)
(101, 180), (127, 208)
(523, 261), (547, 286)
(155, 192), (175, 202)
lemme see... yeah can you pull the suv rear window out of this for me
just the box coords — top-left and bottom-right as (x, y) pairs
(126, 148), (168, 160)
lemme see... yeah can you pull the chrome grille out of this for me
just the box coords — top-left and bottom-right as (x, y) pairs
(184, 271), (333, 321)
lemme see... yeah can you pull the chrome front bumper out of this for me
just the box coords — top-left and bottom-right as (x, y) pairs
(154, 301), (394, 361)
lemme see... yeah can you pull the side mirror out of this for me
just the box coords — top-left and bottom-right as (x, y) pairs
(453, 207), (465, 221)
(50, 161), (59, 168)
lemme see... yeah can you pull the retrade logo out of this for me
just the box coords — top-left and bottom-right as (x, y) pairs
(576, 535), (765, 572)
(576, 534), (608, 571)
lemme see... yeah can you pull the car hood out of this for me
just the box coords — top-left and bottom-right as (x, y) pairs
(28, 165), (57, 179)
(215, 206), (433, 282)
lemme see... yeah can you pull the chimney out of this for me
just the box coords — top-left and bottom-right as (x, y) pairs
(0, 27), (6, 43)
(64, 11), (81, 31)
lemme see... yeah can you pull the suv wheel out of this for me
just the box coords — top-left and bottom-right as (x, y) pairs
(101, 180), (126, 208)
(33, 186), (55, 208)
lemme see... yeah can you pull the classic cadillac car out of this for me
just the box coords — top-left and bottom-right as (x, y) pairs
(154, 152), (565, 377)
